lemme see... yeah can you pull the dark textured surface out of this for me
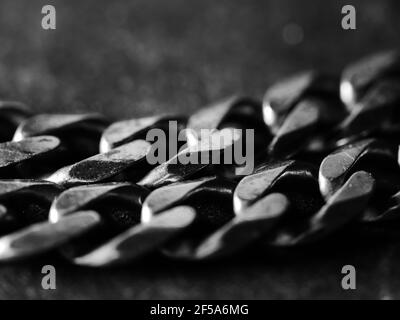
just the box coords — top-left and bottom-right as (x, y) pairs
(1, 0), (400, 299)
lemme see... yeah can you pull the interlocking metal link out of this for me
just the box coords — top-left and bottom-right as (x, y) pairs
(263, 71), (346, 158)
(0, 50), (399, 266)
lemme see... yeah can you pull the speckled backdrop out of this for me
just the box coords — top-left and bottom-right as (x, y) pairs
(1, 0), (400, 299)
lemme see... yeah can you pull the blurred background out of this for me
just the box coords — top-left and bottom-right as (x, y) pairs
(1, 0), (400, 299)
(1, 0), (399, 118)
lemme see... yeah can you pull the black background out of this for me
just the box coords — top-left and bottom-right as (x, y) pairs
(1, 0), (400, 299)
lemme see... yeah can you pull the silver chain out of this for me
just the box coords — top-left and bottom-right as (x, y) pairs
(0, 50), (399, 267)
